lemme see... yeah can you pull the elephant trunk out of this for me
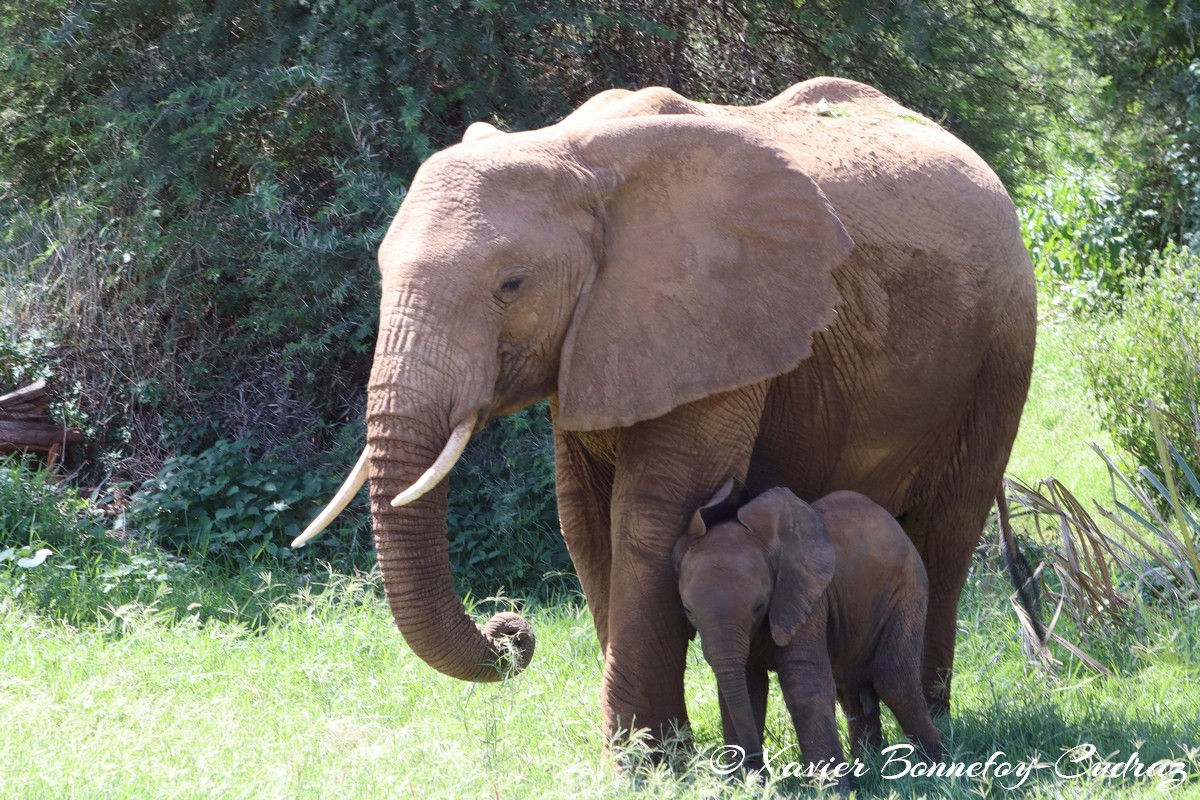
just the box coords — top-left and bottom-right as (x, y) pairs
(711, 659), (764, 771)
(366, 349), (534, 682)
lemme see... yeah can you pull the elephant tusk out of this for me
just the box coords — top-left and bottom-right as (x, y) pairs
(291, 448), (369, 548)
(390, 415), (476, 508)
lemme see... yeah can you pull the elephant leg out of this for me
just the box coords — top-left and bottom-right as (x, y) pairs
(838, 684), (883, 758)
(552, 420), (616, 648)
(904, 324), (1032, 716)
(876, 681), (942, 762)
(873, 605), (942, 760)
(904, 503), (981, 716)
(748, 664), (770, 748)
(874, 660), (942, 761)
(602, 383), (767, 747)
(777, 629), (848, 792)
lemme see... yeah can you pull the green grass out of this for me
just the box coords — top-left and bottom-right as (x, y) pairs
(1007, 315), (1124, 508)
(1, 567), (1197, 799)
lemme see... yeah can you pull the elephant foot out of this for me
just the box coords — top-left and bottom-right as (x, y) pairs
(602, 714), (695, 771)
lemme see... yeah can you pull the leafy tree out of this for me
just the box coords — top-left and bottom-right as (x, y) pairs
(1046, 0), (1200, 250)
(578, 0), (1055, 188)
(2, 0), (596, 474)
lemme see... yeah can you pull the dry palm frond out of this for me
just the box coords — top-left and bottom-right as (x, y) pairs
(1005, 405), (1200, 676)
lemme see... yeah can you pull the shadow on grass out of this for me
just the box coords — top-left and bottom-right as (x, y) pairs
(838, 698), (1199, 798)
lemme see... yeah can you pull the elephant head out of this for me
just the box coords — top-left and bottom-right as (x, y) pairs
(294, 113), (853, 684)
(673, 482), (836, 764)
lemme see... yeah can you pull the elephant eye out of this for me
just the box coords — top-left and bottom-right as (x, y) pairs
(752, 602), (766, 616)
(495, 275), (525, 301)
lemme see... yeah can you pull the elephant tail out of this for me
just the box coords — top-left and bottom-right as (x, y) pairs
(997, 487), (1046, 647)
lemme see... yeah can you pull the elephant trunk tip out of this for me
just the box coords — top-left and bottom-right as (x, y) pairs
(477, 611), (537, 680)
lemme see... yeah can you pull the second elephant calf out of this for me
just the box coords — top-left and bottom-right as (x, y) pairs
(673, 481), (942, 791)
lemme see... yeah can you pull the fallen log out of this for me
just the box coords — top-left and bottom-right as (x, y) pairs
(0, 420), (85, 450)
(0, 380), (50, 414)
(0, 381), (84, 471)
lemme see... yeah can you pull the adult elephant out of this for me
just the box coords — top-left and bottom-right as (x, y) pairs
(295, 77), (1036, 747)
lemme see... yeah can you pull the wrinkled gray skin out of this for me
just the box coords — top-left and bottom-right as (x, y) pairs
(674, 482), (942, 789)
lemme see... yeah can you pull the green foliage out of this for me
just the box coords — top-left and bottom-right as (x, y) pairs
(1045, 0), (1200, 250)
(1010, 402), (1200, 657)
(447, 404), (572, 600)
(125, 437), (370, 571)
(1171, 62), (1200, 248)
(0, 457), (192, 624)
(1, 536), (193, 628)
(0, 327), (88, 431)
(1075, 247), (1200, 474)
(0, 327), (56, 387)
(0, 457), (99, 549)
(0, 0), (1079, 607)
(0, 0), (1061, 487)
(1110, 414), (1200, 609)
(585, 0), (1053, 188)
(1005, 319), (1126, 508)
(1020, 166), (1141, 312)
(0, 0), (595, 479)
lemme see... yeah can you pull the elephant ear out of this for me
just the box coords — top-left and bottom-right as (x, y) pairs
(674, 477), (746, 575)
(556, 115), (854, 431)
(737, 488), (836, 647)
(691, 477), (746, 536)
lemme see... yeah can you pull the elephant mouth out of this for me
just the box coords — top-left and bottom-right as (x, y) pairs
(290, 413), (478, 547)
(387, 414), (476, 508)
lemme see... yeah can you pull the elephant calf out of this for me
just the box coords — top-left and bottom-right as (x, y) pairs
(673, 481), (942, 789)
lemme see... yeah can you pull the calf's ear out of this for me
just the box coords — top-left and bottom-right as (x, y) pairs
(737, 488), (836, 646)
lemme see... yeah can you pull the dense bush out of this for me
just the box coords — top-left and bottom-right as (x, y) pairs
(115, 407), (568, 597)
(447, 404), (573, 600)
(0, 458), (182, 622)
(1076, 247), (1200, 474)
(1, 0), (619, 486)
(0, 457), (101, 551)
(1020, 166), (1142, 313)
(0, 457), (355, 627)
(0, 0), (1068, 596)
(1011, 1), (1200, 305)
(0, 327), (56, 388)
(124, 437), (373, 571)
(581, 0), (1053, 188)
(1050, 0), (1200, 250)
(0, 0), (1057, 483)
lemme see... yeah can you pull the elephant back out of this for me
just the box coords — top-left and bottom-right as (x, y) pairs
(555, 86), (707, 127)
